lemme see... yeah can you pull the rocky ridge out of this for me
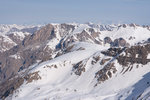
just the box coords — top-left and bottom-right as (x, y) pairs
(0, 23), (150, 100)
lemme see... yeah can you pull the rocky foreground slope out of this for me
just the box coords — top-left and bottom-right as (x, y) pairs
(0, 23), (150, 100)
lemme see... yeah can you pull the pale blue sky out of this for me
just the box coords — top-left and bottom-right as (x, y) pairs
(0, 0), (149, 25)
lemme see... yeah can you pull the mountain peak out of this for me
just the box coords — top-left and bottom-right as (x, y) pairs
(0, 23), (150, 100)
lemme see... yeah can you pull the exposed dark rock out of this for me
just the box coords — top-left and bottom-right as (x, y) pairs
(111, 38), (128, 47)
(122, 24), (127, 28)
(146, 38), (150, 43)
(76, 30), (101, 45)
(24, 71), (41, 84)
(0, 70), (41, 99)
(60, 23), (75, 35)
(95, 63), (117, 85)
(55, 52), (63, 58)
(101, 43), (150, 72)
(129, 23), (137, 27)
(118, 38), (127, 47)
(104, 37), (112, 44)
(100, 58), (111, 65)
(87, 28), (100, 38)
(129, 36), (135, 40)
(117, 44), (150, 66)
(0, 23), (150, 99)
(77, 30), (92, 42)
(0, 76), (24, 99)
(76, 47), (85, 51)
(73, 61), (86, 76)
(101, 47), (126, 57)
(7, 33), (25, 45)
(22, 24), (55, 47)
(91, 56), (100, 65)
(64, 44), (75, 53)
(0, 24), (54, 82)
(44, 65), (57, 69)
(100, 43), (150, 76)
(58, 36), (77, 50)
(0, 53), (23, 82)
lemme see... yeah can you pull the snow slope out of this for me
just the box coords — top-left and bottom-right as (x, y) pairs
(100, 25), (150, 46)
(10, 43), (150, 100)
(1, 23), (150, 100)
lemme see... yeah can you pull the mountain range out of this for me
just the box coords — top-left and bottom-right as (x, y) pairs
(0, 23), (150, 100)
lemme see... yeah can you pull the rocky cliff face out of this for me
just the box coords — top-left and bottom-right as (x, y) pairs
(0, 25), (41, 82)
(0, 23), (150, 100)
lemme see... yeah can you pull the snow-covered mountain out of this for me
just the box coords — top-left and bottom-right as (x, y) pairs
(0, 24), (41, 52)
(0, 23), (150, 100)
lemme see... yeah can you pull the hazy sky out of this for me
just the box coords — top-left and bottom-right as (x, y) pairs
(0, 0), (150, 25)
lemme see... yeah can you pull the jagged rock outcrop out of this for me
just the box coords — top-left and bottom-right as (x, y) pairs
(0, 76), (24, 99)
(1, 23), (148, 83)
(0, 23), (150, 100)
(73, 61), (86, 76)
(117, 44), (150, 66)
(101, 47), (125, 57)
(104, 37), (129, 47)
(60, 23), (75, 36)
(22, 24), (55, 46)
(101, 43), (150, 69)
(75, 29), (100, 44)
(111, 38), (129, 47)
(95, 62), (117, 85)
(0, 70), (41, 99)
(0, 23), (102, 82)
(0, 24), (55, 82)
(104, 37), (112, 44)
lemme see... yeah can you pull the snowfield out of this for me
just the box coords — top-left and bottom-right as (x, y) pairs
(1, 23), (150, 100)
(11, 43), (150, 100)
